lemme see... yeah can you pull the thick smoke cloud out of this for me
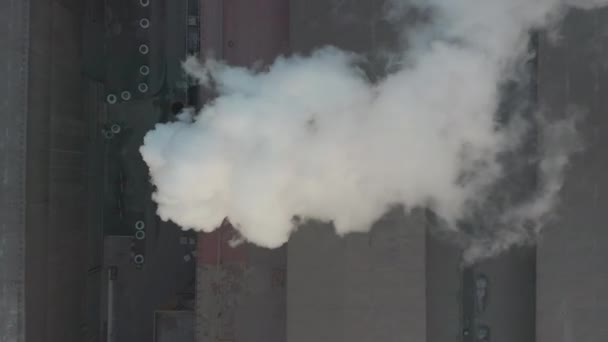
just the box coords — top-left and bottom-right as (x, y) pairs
(141, 0), (607, 260)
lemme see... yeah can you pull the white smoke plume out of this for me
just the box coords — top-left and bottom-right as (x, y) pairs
(141, 0), (607, 258)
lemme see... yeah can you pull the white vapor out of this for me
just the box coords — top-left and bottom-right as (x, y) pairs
(141, 0), (607, 258)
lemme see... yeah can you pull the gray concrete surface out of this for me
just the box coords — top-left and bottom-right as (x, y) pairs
(196, 245), (287, 342)
(459, 37), (538, 342)
(102, 232), (194, 342)
(426, 229), (462, 342)
(289, 0), (402, 79)
(536, 7), (608, 342)
(154, 311), (195, 342)
(83, 78), (107, 342)
(289, 0), (400, 54)
(3, 1), (92, 341)
(288, 211), (427, 342)
(104, 0), (166, 99)
(25, 1), (89, 341)
(0, 0), (29, 341)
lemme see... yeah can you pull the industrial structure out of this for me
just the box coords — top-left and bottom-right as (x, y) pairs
(1, 0), (608, 342)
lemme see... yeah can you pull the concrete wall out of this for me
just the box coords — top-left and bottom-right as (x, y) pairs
(25, 0), (88, 341)
(536, 7), (608, 342)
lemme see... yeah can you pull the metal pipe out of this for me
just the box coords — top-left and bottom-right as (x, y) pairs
(107, 266), (117, 342)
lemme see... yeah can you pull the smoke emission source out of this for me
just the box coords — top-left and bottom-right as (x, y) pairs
(141, 0), (607, 261)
